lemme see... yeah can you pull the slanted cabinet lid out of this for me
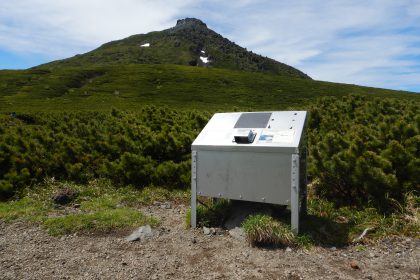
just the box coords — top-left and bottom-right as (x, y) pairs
(192, 111), (307, 153)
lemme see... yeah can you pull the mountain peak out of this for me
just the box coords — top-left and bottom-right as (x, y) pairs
(38, 17), (310, 79)
(175, 18), (207, 28)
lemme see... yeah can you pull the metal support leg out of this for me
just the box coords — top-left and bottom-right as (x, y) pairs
(191, 151), (197, 228)
(291, 154), (299, 234)
(301, 148), (308, 216)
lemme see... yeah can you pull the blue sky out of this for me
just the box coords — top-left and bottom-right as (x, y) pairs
(0, 0), (419, 92)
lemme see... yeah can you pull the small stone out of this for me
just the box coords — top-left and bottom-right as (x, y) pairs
(160, 202), (171, 209)
(330, 246), (337, 251)
(191, 237), (197, 244)
(228, 227), (245, 240)
(394, 264), (400, 269)
(365, 276), (373, 280)
(122, 262), (128, 266)
(350, 260), (360, 269)
(126, 225), (153, 242)
(286, 247), (292, 252)
(214, 227), (224, 235)
(203, 226), (211, 235)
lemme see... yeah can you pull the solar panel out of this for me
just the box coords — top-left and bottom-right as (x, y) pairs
(234, 112), (271, 128)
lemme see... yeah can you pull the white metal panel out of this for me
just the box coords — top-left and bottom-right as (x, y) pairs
(196, 150), (292, 205)
(192, 111), (306, 153)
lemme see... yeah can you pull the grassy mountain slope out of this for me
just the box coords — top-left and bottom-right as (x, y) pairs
(37, 18), (310, 79)
(0, 64), (418, 112)
(0, 17), (418, 113)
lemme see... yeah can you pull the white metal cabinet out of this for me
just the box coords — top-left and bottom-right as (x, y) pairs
(191, 111), (307, 233)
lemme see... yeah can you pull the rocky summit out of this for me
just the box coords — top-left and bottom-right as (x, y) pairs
(175, 17), (207, 28)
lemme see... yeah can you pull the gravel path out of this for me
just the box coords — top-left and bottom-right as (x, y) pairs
(1, 203), (419, 280)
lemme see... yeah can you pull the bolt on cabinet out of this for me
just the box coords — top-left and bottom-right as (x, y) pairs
(191, 111), (307, 233)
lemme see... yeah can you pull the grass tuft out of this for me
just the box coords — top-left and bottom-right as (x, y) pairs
(138, 186), (190, 205)
(0, 179), (164, 236)
(44, 208), (158, 236)
(306, 194), (420, 244)
(0, 197), (48, 223)
(242, 214), (295, 247)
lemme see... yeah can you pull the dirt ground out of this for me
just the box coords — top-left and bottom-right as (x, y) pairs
(0, 203), (419, 280)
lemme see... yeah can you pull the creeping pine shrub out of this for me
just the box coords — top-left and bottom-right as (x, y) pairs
(0, 108), (210, 198)
(308, 95), (419, 212)
(1, 96), (418, 214)
(0, 180), (14, 198)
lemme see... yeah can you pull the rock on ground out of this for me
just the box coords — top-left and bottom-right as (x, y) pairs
(125, 225), (153, 242)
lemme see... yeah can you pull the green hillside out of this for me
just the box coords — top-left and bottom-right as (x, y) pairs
(1, 17), (418, 113)
(37, 18), (310, 79)
(0, 64), (418, 113)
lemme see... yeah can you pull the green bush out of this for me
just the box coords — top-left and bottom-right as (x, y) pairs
(308, 95), (419, 211)
(0, 96), (418, 215)
(0, 107), (209, 199)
